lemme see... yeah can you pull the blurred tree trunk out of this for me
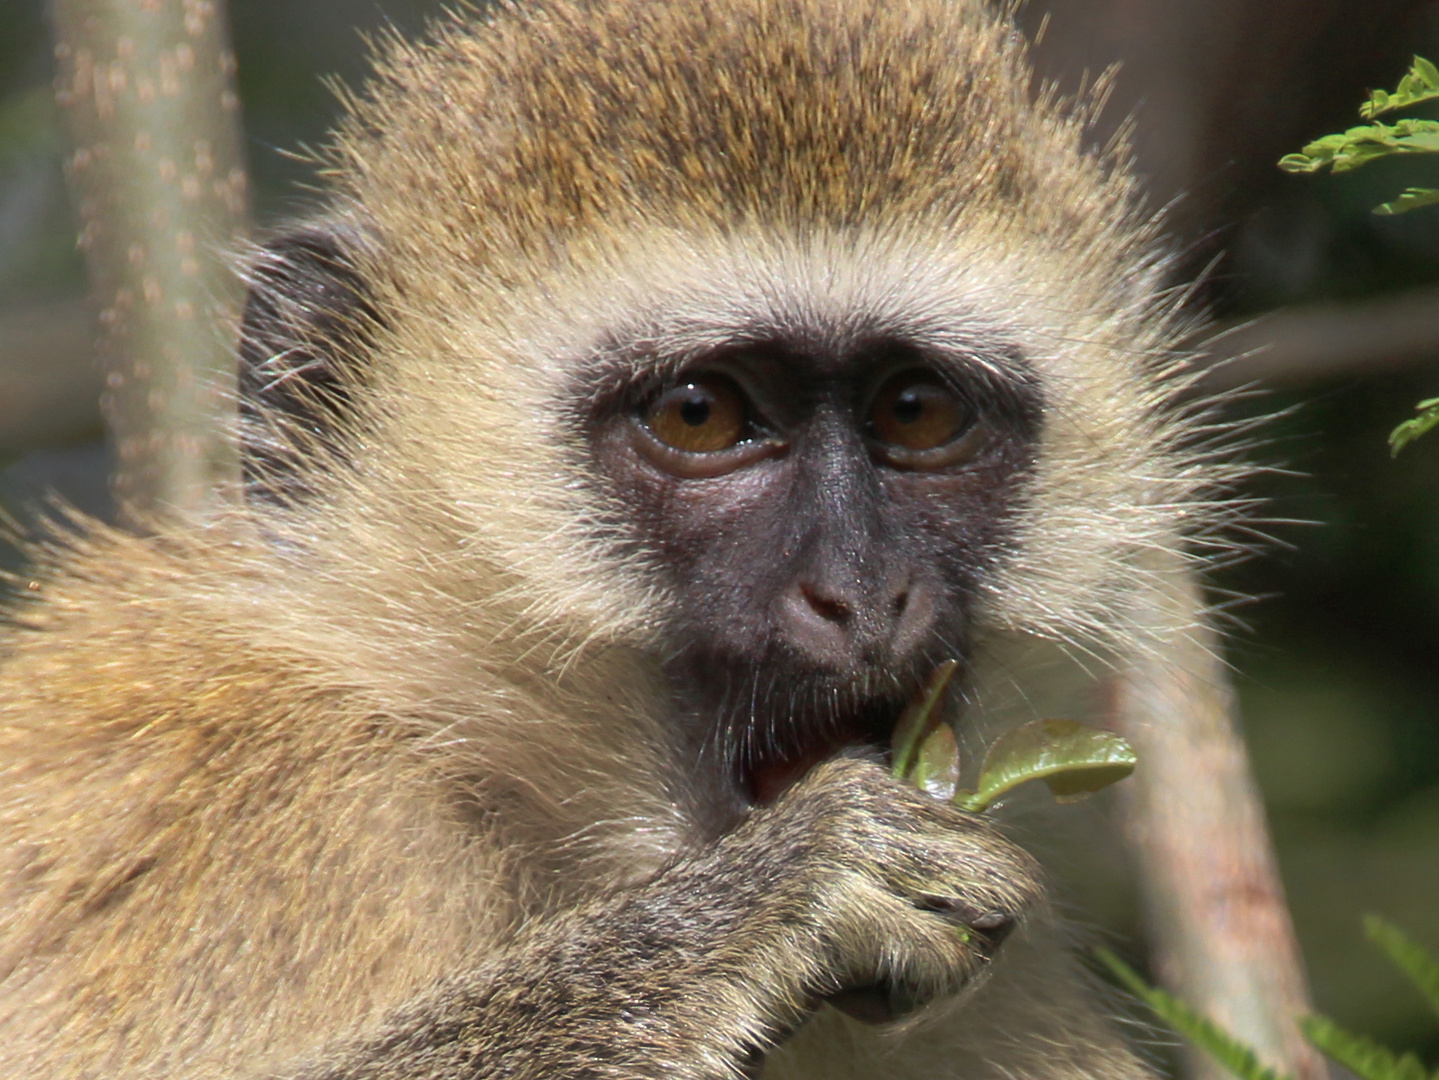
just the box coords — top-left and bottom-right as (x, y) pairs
(49, 0), (248, 524)
(1111, 556), (1328, 1080)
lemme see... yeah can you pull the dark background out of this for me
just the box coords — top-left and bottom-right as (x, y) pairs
(2, 0), (1438, 1062)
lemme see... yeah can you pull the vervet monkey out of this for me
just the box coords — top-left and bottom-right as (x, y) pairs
(0, 0), (1237, 1077)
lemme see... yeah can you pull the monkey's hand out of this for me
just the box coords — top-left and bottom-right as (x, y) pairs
(285, 758), (1040, 1080)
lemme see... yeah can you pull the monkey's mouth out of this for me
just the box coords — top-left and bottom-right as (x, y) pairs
(744, 698), (900, 805)
(675, 650), (926, 808)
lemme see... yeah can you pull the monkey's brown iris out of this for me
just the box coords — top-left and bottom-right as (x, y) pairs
(645, 375), (746, 452)
(869, 370), (970, 451)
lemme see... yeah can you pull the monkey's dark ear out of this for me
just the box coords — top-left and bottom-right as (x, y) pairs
(238, 223), (382, 499)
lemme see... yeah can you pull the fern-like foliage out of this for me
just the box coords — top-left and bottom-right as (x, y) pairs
(1279, 56), (1439, 218)
(1361, 57), (1439, 119)
(1388, 398), (1439, 457)
(1375, 187), (1439, 215)
(1099, 920), (1439, 1080)
(1096, 950), (1291, 1080)
(1279, 56), (1439, 451)
(1365, 916), (1439, 1018)
(1300, 1016), (1431, 1080)
(1279, 117), (1439, 176)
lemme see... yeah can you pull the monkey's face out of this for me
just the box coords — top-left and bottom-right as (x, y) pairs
(245, 0), (1223, 815)
(582, 326), (1040, 802)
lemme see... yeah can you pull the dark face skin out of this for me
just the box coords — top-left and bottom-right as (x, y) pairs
(230, 231), (1038, 805)
(584, 335), (1041, 809)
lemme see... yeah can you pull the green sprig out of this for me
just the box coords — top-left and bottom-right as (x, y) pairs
(890, 664), (1137, 814)
(1096, 950), (1290, 1080)
(1364, 916), (1439, 1018)
(1278, 118), (1439, 176)
(1388, 398), (1439, 456)
(1301, 1016), (1431, 1080)
(1360, 57), (1439, 119)
(1102, 920), (1439, 1080)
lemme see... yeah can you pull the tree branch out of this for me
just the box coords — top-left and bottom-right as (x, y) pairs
(49, 0), (249, 523)
(1111, 559), (1327, 1080)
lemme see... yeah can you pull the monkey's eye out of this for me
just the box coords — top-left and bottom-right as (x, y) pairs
(866, 369), (985, 469)
(644, 375), (747, 452)
(630, 372), (784, 479)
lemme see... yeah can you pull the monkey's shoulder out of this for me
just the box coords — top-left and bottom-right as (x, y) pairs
(0, 523), (513, 1074)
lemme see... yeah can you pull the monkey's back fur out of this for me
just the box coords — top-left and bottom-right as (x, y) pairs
(0, 1), (1231, 1077)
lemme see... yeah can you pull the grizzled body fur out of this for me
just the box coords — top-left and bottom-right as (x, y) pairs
(0, 1), (1232, 1077)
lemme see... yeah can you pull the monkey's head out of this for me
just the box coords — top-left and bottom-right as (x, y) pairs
(240, 0), (1229, 806)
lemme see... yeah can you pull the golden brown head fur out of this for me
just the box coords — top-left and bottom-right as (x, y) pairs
(307, 0), (1230, 654)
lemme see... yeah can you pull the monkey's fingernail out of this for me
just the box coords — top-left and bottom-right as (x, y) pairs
(915, 896), (1015, 950)
(969, 913), (1016, 956)
(969, 911), (1011, 932)
(914, 894), (988, 922)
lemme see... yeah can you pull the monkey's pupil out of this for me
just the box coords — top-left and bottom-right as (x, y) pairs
(680, 394), (711, 427)
(867, 370), (978, 457)
(893, 392), (924, 425)
(643, 375), (747, 454)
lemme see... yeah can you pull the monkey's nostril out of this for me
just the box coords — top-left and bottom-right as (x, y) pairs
(801, 585), (851, 624)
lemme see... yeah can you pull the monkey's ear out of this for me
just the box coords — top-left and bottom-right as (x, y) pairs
(238, 223), (381, 499)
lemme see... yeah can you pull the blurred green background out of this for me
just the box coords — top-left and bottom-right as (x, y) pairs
(2, 0), (1438, 1065)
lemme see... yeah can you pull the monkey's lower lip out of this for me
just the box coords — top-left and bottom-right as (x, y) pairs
(749, 744), (837, 804)
(746, 707), (897, 805)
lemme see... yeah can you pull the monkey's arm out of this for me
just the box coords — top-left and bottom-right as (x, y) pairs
(281, 758), (1036, 1080)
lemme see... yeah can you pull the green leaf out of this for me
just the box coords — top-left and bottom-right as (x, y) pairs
(954, 719), (1136, 813)
(1375, 187), (1439, 215)
(1360, 57), (1439, 119)
(1282, 58), (1439, 216)
(1278, 153), (1323, 173)
(1277, 119), (1439, 175)
(1388, 398), (1439, 456)
(1364, 916), (1439, 1018)
(1096, 950), (1292, 1080)
(1301, 1016), (1429, 1080)
(911, 721), (960, 801)
(891, 659), (959, 782)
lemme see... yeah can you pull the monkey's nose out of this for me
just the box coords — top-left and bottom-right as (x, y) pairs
(779, 576), (922, 669)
